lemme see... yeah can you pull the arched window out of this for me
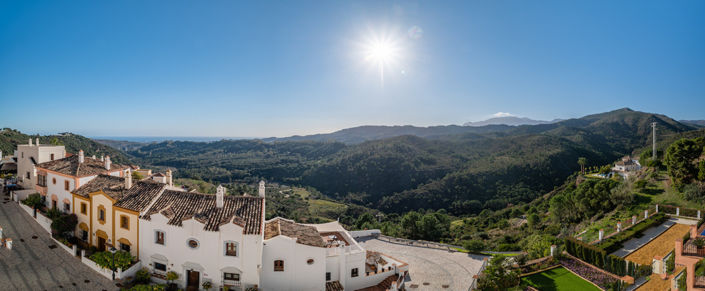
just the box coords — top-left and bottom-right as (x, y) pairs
(274, 260), (284, 272)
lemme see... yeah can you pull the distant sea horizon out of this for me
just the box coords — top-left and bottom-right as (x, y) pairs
(90, 136), (258, 143)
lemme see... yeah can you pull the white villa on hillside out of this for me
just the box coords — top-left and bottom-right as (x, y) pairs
(16, 138), (65, 189)
(35, 150), (129, 212)
(612, 156), (641, 176)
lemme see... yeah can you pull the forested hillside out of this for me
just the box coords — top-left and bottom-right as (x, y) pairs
(0, 128), (132, 164)
(127, 108), (695, 215)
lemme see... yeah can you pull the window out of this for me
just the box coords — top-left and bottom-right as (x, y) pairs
(120, 216), (129, 230)
(52, 200), (57, 209)
(50, 154), (54, 161)
(187, 239), (199, 249)
(155, 231), (165, 245)
(81, 203), (87, 215)
(98, 208), (105, 222)
(224, 273), (240, 282)
(274, 260), (284, 272)
(120, 243), (131, 252)
(52, 177), (56, 184)
(22, 152), (24, 158)
(154, 262), (167, 272)
(351, 268), (359, 278)
(63, 203), (70, 212)
(307, 258), (315, 265)
(26, 172), (30, 179)
(37, 175), (46, 187)
(224, 241), (238, 257)
(326, 272), (331, 281)
(64, 180), (70, 191)
(81, 230), (88, 241)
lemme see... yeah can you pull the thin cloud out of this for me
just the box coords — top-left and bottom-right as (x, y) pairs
(492, 112), (515, 118)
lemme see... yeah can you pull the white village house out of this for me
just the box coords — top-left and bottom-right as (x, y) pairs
(138, 182), (407, 291)
(16, 138), (66, 190)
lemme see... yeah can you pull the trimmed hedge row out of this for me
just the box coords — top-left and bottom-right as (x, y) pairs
(598, 213), (667, 254)
(565, 237), (651, 278)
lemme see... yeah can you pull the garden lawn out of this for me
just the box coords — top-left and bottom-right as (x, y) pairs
(521, 267), (601, 291)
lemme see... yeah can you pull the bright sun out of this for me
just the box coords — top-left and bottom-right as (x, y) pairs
(365, 40), (397, 65)
(362, 38), (400, 85)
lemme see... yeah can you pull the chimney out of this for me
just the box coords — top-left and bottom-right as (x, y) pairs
(166, 169), (173, 186)
(92, 155), (96, 160)
(104, 155), (111, 170)
(258, 181), (266, 197)
(78, 150), (85, 164)
(0, 150), (3, 160)
(28, 138), (32, 146)
(125, 169), (132, 189)
(100, 155), (104, 162)
(35, 138), (39, 146)
(216, 185), (225, 208)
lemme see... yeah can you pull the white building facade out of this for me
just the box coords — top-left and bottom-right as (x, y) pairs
(139, 185), (265, 290)
(16, 138), (65, 189)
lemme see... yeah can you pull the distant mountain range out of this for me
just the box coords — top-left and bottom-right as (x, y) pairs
(463, 116), (561, 127)
(680, 120), (705, 127)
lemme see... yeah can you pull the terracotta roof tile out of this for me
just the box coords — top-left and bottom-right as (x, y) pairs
(143, 190), (264, 234)
(72, 175), (127, 200)
(114, 180), (167, 212)
(36, 155), (127, 177)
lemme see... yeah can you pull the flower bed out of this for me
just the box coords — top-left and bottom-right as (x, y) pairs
(560, 257), (619, 289)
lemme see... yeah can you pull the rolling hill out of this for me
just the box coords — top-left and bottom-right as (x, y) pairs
(125, 108), (697, 215)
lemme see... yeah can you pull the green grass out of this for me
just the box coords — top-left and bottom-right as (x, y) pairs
(308, 199), (348, 219)
(521, 267), (600, 291)
(291, 187), (312, 198)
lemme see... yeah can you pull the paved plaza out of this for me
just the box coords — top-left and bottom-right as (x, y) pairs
(357, 237), (488, 291)
(0, 191), (117, 291)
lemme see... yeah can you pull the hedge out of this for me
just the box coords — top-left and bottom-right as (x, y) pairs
(565, 237), (650, 277)
(598, 213), (667, 254)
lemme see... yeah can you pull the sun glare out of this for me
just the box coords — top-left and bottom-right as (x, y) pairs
(361, 36), (401, 86)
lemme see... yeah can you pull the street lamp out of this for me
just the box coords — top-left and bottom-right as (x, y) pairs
(108, 244), (117, 280)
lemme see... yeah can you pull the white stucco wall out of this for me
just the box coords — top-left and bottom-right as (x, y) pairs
(139, 214), (263, 290)
(261, 236), (327, 291)
(46, 172), (77, 212)
(16, 144), (65, 189)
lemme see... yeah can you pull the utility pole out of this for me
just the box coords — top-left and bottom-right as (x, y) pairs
(651, 122), (657, 160)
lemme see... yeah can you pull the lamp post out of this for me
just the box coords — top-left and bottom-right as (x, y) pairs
(108, 244), (117, 280)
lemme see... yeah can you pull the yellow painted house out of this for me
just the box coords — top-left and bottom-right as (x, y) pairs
(72, 172), (168, 259)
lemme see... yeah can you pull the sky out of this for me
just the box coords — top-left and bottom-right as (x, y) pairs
(1, 0), (704, 137)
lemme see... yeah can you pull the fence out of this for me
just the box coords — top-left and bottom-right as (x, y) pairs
(469, 257), (488, 290)
(377, 235), (465, 252)
(18, 202), (52, 234)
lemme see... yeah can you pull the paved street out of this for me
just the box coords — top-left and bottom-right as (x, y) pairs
(357, 237), (488, 291)
(0, 191), (117, 291)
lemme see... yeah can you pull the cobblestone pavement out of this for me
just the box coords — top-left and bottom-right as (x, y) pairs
(0, 192), (117, 291)
(357, 237), (488, 291)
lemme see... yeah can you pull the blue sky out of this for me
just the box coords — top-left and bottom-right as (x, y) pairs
(1, 0), (704, 137)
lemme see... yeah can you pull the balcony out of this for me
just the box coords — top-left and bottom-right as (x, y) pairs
(683, 239), (705, 257)
(696, 276), (705, 288)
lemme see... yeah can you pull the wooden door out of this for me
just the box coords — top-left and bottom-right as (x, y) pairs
(97, 237), (106, 252)
(186, 270), (199, 290)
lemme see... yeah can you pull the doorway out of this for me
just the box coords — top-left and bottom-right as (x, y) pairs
(186, 270), (199, 291)
(97, 237), (106, 252)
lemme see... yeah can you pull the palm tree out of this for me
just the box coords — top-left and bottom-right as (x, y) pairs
(578, 157), (587, 174)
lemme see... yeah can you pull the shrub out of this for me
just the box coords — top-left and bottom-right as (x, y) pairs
(598, 213), (667, 253)
(22, 193), (42, 208)
(462, 239), (485, 253)
(135, 268), (151, 284)
(678, 269), (688, 290)
(89, 250), (134, 270)
(666, 253), (675, 274)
